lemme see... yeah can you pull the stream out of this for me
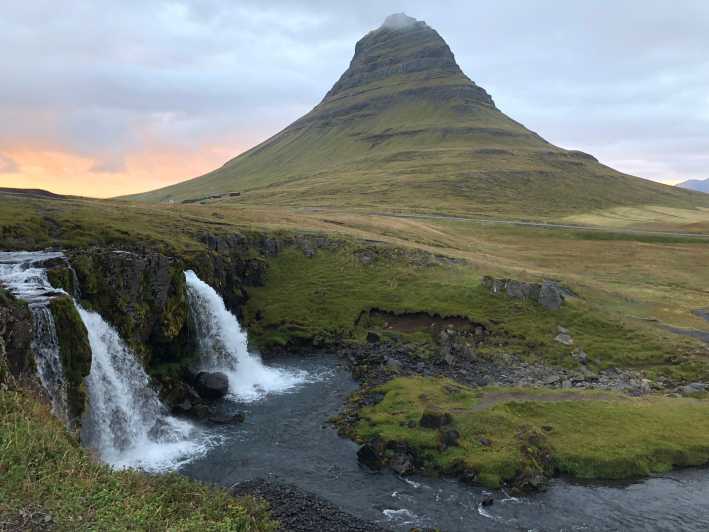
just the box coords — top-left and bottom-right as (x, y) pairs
(181, 355), (709, 532)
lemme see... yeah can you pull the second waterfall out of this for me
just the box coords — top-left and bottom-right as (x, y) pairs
(185, 270), (306, 401)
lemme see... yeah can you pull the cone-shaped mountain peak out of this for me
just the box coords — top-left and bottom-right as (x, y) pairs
(129, 15), (706, 217)
(322, 13), (493, 107)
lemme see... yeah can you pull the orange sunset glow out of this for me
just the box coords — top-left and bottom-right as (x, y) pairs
(0, 144), (248, 198)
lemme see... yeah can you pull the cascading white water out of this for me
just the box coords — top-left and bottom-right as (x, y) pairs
(185, 270), (307, 401)
(78, 305), (211, 471)
(0, 251), (69, 421)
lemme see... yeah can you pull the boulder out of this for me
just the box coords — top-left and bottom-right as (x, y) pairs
(419, 409), (452, 429)
(481, 496), (495, 507)
(195, 371), (229, 399)
(554, 333), (574, 346)
(539, 281), (564, 311)
(357, 443), (382, 470)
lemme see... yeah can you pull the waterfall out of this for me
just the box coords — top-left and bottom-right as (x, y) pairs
(185, 270), (307, 401)
(0, 251), (69, 421)
(78, 305), (211, 471)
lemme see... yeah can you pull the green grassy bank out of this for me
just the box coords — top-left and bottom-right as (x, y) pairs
(0, 389), (277, 531)
(350, 377), (709, 490)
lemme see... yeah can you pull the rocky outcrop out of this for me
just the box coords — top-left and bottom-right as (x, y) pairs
(67, 249), (196, 374)
(482, 276), (568, 311)
(0, 288), (33, 382)
(194, 371), (229, 399)
(49, 296), (92, 423)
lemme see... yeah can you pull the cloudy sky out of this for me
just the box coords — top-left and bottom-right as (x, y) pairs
(1, 1), (708, 197)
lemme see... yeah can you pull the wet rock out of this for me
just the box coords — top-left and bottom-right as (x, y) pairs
(357, 443), (383, 470)
(389, 451), (416, 475)
(173, 398), (193, 415)
(539, 280), (564, 311)
(192, 403), (212, 419)
(208, 412), (245, 425)
(195, 371), (229, 399)
(481, 496), (495, 507)
(419, 409), (452, 429)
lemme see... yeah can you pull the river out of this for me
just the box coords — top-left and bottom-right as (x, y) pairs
(181, 354), (709, 532)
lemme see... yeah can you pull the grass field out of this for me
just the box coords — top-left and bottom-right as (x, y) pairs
(2, 192), (708, 376)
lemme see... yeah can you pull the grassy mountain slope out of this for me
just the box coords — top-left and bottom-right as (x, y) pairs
(128, 14), (709, 218)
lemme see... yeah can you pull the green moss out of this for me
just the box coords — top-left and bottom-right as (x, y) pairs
(46, 267), (76, 295)
(351, 377), (709, 489)
(49, 296), (92, 423)
(0, 389), (277, 531)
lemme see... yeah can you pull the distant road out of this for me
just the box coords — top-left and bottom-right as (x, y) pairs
(367, 211), (709, 239)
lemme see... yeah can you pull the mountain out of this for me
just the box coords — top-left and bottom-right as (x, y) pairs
(677, 178), (709, 193)
(129, 13), (709, 217)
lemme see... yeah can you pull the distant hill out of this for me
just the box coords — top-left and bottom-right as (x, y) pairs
(677, 179), (709, 194)
(0, 187), (69, 200)
(127, 13), (709, 218)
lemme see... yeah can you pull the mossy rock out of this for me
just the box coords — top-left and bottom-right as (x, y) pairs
(49, 296), (91, 424)
(0, 288), (34, 382)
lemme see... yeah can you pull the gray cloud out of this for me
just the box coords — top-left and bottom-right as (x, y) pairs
(0, 0), (707, 184)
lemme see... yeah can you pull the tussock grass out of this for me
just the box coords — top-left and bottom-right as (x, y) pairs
(0, 389), (277, 531)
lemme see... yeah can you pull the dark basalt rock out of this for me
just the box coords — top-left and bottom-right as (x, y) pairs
(481, 495), (495, 507)
(357, 442), (383, 471)
(0, 288), (33, 381)
(194, 371), (229, 399)
(419, 409), (452, 429)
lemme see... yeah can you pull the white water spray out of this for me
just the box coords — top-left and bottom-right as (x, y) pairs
(185, 270), (306, 401)
(78, 305), (211, 471)
(0, 251), (69, 421)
